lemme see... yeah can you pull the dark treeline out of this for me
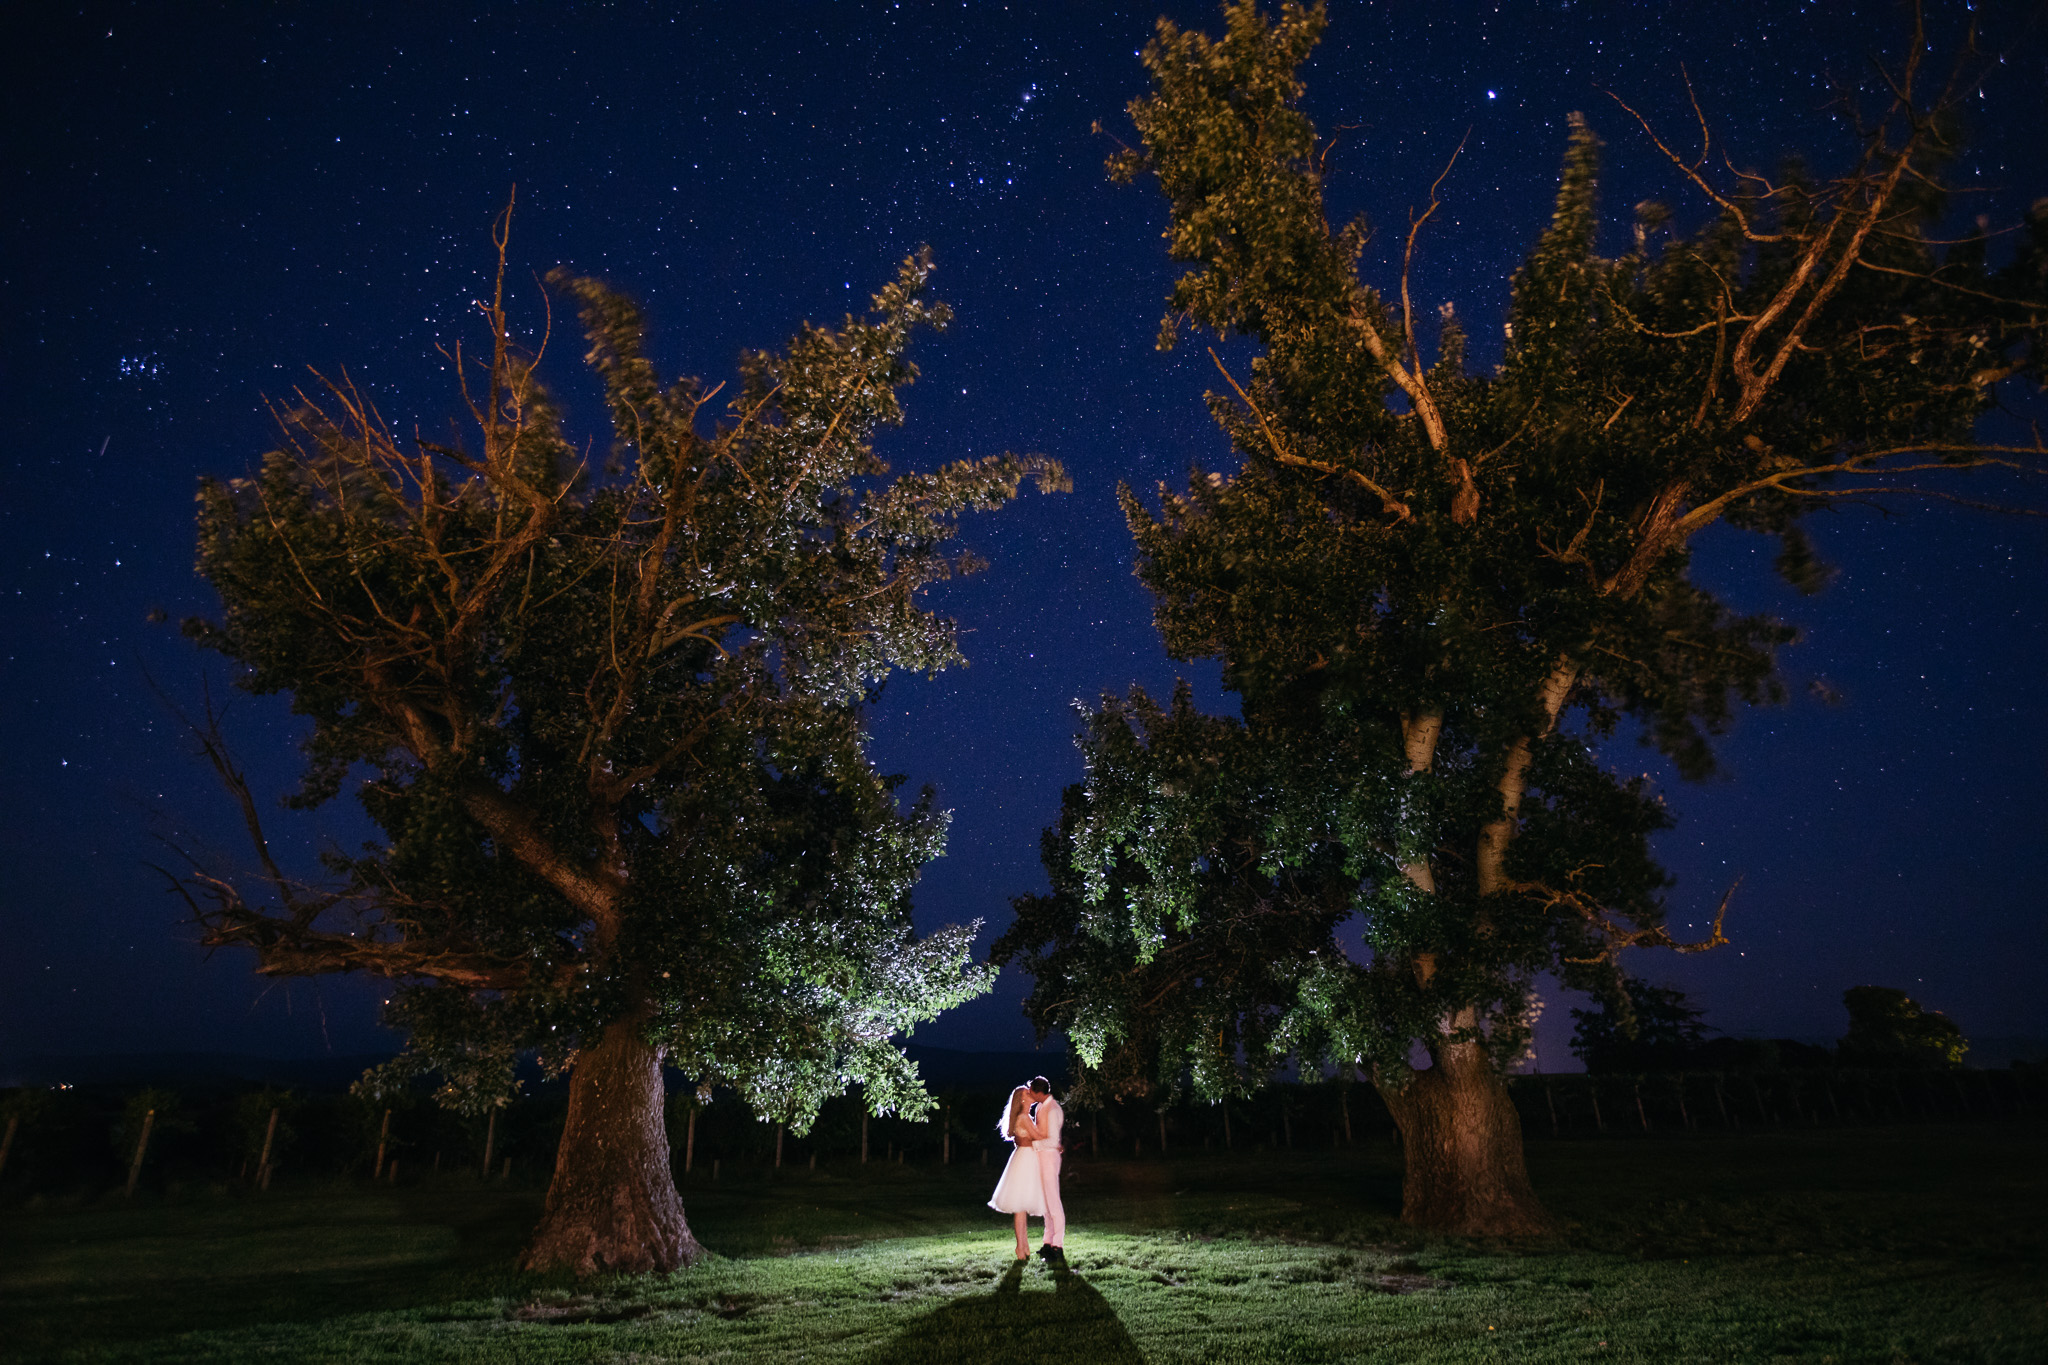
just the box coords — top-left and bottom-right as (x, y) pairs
(0, 1080), (553, 1197)
(6, 1060), (2045, 1202)
(1509, 1064), (2046, 1139)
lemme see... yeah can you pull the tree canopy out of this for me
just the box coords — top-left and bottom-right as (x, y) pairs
(1568, 978), (1713, 1074)
(1839, 986), (1969, 1068)
(174, 209), (1065, 1270)
(998, 1), (2042, 1232)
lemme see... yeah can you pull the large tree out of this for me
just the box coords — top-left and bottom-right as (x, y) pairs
(175, 210), (1066, 1273)
(1838, 986), (1969, 1068)
(998, 2), (2042, 1234)
(1568, 977), (1713, 1074)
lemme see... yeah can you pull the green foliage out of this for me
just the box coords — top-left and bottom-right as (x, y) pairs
(1012, 2), (2043, 1107)
(1838, 985), (1968, 1068)
(1568, 978), (1713, 1073)
(181, 238), (1065, 1136)
(1003, 686), (1375, 1102)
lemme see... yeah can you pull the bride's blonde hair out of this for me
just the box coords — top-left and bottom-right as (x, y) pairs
(996, 1085), (1032, 1141)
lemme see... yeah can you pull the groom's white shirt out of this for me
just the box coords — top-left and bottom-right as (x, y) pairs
(1035, 1095), (1063, 1148)
(1032, 1096), (1066, 1247)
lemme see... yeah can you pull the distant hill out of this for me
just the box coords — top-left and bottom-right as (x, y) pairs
(0, 1051), (400, 1091)
(0, 1043), (1069, 1094)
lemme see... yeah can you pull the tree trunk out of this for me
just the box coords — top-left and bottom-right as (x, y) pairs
(258, 1107), (279, 1188)
(1396, 711), (1443, 894)
(1378, 1041), (1550, 1236)
(126, 1109), (155, 1197)
(521, 1017), (704, 1275)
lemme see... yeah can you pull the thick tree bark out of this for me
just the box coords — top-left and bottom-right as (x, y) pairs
(521, 1017), (704, 1275)
(1396, 710), (1443, 894)
(1384, 697), (1559, 1237)
(1379, 1037), (1550, 1236)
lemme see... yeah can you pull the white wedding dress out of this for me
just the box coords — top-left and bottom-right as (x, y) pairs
(987, 1139), (1045, 1215)
(986, 1102), (1045, 1216)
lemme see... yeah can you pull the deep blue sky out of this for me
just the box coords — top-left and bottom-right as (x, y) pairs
(4, 2), (2043, 1070)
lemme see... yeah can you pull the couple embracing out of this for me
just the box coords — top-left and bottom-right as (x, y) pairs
(987, 1075), (1066, 1262)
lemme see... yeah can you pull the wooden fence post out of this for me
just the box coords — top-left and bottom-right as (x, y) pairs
(0, 1114), (19, 1180)
(1544, 1078), (1560, 1136)
(482, 1108), (498, 1180)
(373, 1108), (392, 1181)
(1339, 1087), (1353, 1146)
(257, 1108), (280, 1189)
(775, 1123), (784, 1169)
(1158, 1111), (1168, 1155)
(126, 1109), (155, 1197)
(685, 1107), (697, 1174)
(1589, 1081), (1606, 1133)
(1633, 1080), (1651, 1132)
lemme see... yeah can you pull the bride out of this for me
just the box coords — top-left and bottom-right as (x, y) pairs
(986, 1084), (1046, 1260)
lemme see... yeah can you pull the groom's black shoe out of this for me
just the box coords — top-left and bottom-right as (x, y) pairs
(1038, 1244), (1065, 1262)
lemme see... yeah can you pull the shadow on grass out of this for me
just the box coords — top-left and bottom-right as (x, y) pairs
(868, 1259), (1146, 1365)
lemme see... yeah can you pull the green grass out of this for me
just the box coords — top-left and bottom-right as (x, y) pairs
(3, 1122), (2043, 1362)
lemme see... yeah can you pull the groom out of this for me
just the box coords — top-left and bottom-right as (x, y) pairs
(1028, 1075), (1065, 1260)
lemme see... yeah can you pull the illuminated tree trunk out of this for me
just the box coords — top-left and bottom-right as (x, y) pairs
(1395, 659), (1714, 1234)
(1380, 678), (1567, 1238)
(522, 1017), (704, 1274)
(1379, 1037), (1549, 1236)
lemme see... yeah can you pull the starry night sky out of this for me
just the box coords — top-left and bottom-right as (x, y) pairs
(4, 2), (2043, 1071)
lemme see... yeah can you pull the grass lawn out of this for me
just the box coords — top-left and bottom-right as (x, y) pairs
(2, 1121), (2043, 1363)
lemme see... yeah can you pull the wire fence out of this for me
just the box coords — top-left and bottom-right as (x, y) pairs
(3, 1062), (2039, 1198)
